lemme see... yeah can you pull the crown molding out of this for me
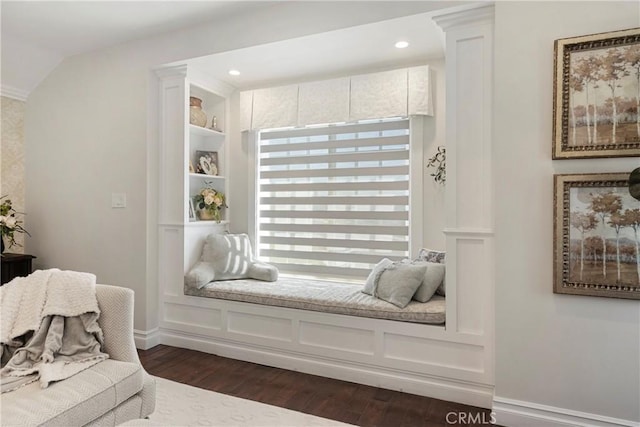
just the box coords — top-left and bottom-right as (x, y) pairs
(154, 64), (188, 79)
(432, 3), (495, 32)
(0, 85), (29, 102)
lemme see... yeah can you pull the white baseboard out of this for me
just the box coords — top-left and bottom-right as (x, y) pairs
(493, 396), (639, 427)
(159, 328), (494, 408)
(134, 328), (161, 350)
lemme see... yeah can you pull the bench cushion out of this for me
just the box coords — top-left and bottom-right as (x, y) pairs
(2, 359), (143, 426)
(185, 276), (445, 324)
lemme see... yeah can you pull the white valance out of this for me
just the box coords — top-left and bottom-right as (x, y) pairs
(349, 69), (408, 122)
(240, 65), (433, 131)
(251, 85), (298, 130)
(298, 77), (350, 126)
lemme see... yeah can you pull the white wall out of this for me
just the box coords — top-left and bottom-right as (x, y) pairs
(423, 59), (446, 250)
(26, 57), (149, 330)
(494, 1), (640, 423)
(24, 1), (446, 331)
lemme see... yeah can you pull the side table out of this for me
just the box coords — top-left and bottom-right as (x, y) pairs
(1, 253), (36, 285)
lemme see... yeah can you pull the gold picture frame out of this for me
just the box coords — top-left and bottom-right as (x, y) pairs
(554, 173), (640, 299)
(553, 27), (640, 159)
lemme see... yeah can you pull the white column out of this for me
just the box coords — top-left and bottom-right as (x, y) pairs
(156, 65), (189, 225)
(433, 3), (495, 379)
(155, 65), (189, 299)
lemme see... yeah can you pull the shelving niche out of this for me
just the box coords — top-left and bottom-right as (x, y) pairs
(157, 65), (234, 279)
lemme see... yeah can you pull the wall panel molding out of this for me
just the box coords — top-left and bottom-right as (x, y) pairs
(157, 294), (494, 408)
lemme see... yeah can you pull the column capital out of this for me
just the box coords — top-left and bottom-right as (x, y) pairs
(433, 4), (494, 32)
(154, 64), (188, 79)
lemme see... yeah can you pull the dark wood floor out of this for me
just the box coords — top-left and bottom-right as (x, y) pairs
(139, 345), (493, 426)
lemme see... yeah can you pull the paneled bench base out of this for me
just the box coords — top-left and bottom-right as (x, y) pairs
(154, 293), (493, 408)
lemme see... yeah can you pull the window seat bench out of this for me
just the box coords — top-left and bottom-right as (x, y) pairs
(184, 276), (445, 325)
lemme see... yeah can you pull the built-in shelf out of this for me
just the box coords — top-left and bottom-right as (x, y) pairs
(189, 173), (225, 180)
(159, 221), (229, 228)
(189, 124), (225, 137)
(158, 70), (231, 296)
(186, 220), (229, 227)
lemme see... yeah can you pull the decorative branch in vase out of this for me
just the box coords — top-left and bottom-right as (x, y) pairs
(426, 146), (446, 185)
(0, 196), (30, 254)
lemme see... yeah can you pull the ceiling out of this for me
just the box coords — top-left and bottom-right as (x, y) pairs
(1, 1), (265, 57)
(0, 1), (450, 98)
(183, 12), (445, 90)
(0, 1), (269, 97)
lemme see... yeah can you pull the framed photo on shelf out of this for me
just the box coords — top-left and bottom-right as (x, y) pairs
(552, 27), (640, 159)
(554, 173), (640, 300)
(194, 151), (219, 176)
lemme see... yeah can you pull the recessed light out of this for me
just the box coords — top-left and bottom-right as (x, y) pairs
(228, 69), (240, 76)
(395, 41), (409, 49)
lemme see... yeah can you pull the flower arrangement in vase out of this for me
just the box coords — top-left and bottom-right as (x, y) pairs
(0, 196), (30, 253)
(193, 183), (227, 223)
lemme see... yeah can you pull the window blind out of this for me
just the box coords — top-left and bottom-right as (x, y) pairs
(257, 118), (410, 281)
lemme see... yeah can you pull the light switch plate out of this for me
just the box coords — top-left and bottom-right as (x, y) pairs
(112, 193), (126, 208)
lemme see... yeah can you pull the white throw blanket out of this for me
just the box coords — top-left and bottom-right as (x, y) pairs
(0, 269), (108, 392)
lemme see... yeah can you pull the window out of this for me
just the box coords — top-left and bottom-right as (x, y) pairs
(255, 118), (412, 282)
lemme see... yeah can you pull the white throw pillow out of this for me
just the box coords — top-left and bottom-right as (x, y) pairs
(362, 258), (394, 295)
(185, 233), (278, 289)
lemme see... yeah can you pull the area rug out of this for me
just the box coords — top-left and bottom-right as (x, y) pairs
(147, 376), (352, 426)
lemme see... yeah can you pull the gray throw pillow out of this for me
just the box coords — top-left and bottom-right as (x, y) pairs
(414, 248), (446, 296)
(438, 278), (446, 296)
(374, 264), (427, 308)
(362, 258), (393, 295)
(411, 261), (445, 302)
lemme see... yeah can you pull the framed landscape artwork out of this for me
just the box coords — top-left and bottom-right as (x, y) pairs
(553, 27), (640, 159)
(554, 173), (640, 299)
